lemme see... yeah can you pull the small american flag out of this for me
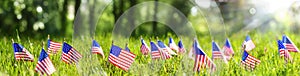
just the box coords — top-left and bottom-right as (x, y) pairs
(168, 37), (179, 52)
(150, 42), (161, 59)
(108, 45), (136, 71)
(223, 38), (234, 60)
(241, 51), (260, 71)
(282, 35), (299, 52)
(212, 41), (222, 59)
(243, 35), (255, 51)
(157, 41), (173, 59)
(277, 40), (292, 63)
(91, 40), (104, 57)
(140, 38), (150, 55)
(177, 39), (186, 54)
(157, 40), (177, 55)
(193, 39), (216, 72)
(13, 43), (34, 61)
(61, 43), (82, 64)
(35, 48), (56, 75)
(47, 39), (62, 54)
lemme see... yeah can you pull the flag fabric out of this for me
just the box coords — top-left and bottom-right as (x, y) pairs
(178, 39), (186, 54)
(282, 35), (299, 52)
(169, 37), (179, 52)
(157, 40), (177, 55)
(13, 43), (34, 61)
(140, 38), (150, 55)
(193, 39), (216, 72)
(277, 40), (292, 63)
(35, 48), (56, 75)
(212, 42), (223, 59)
(223, 38), (234, 60)
(61, 43), (82, 64)
(91, 40), (104, 57)
(47, 39), (62, 54)
(150, 42), (161, 59)
(108, 45), (136, 71)
(241, 51), (261, 71)
(242, 35), (256, 51)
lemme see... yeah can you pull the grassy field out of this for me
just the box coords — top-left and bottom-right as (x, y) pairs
(1, 33), (300, 76)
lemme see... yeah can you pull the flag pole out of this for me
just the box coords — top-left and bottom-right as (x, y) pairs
(125, 42), (128, 48)
(42, 41), (45, 49)
(48, 34), (50, 40)
(12, 38), (14, 43)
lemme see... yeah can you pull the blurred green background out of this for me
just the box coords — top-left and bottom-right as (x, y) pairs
(1, 0), (300, 38)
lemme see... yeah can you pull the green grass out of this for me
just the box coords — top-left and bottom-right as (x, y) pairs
(1, 33), (300, 76)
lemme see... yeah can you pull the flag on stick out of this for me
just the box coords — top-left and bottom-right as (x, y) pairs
(169, 37), (179, 52)
(47, 39), (62, 54)
(35, 48), (56, 75)
(212, 42), (223, 59)
(108, 45), (136, 71)
(140, 38), (150, 55)
(241, 51), (261, 71)
(223, 38), (234, 60)
(150, 42), (161, 59)
(61, 43), (82, 64)
(242, 35), (255, 51)
(193, 39), (216, 72)
(157, 40), (177, 55)
(212, 41), (228, 64)
(282, 35), (299, 52)
(178, 39), (186, 54)
(277, 40), (293, 63)
(91, 40), (105, 57)
(13, 42), (34, 61)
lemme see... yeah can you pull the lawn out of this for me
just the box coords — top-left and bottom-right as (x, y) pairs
(1, 33), (300, 76)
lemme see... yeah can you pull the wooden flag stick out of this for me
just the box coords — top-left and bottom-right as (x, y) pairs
(63, 38), (66, 42)
(12, 39), (14, 43)
(42, 41), (45, 49)
(48, 34), (50, 40)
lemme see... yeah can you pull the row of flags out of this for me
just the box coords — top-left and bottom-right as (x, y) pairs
(12, 35), (300, 75)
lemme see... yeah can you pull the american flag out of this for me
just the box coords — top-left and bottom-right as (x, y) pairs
(223, 38), (234, 60)
(157, 40), (177, 55)
(108, 45), (136, 71)
(140, 38), (150, 55)
(243, 35), (255, 51)
(91, 40), (104, 57)
(150, 42), (161, 59)
(212, 41), (223, 59)
(47, 39), (62, 54)
(282, 35), (299, 52)
(277, 40), (292, 63)
(177, 39), (186, 54)
(193, 39), (216, 72)
(241, 51), (261, 71)
(35, 48), (56, 75)
(13, 43), (34, 61)
(61, 43), (82, 64)
(169, 37), (179, 52)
